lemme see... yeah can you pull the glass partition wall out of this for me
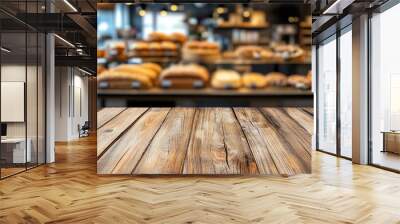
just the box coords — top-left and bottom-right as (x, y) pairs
(370, 3), (400, 171)
(0, 2), (46, 179)
(316, 25), (352, 159)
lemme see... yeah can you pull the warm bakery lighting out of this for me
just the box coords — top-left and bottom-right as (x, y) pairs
(243, 10), (251, 18)
(138, 9), (146, 16)
(216, 6), (225, 14)
(63, 0), (78, 12)
(170, 4), (178, 12)
(160, 9), (168, 16)
(1, 47), (11, 53)
(288, 16), (299, 23)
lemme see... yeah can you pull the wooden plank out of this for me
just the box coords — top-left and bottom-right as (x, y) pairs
(259, 108), (312, 172)
(133, 108), (196, 174)
(234, 108), (303, 176)
(103, 108), (171, 174)
(97, 108), (148, 157)
(284, 108), (314, 135)
(183, 108), (259, 175)
(302, 107), (314, 116)
(97, 107), (126, 128)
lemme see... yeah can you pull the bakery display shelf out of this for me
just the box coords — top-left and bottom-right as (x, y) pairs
(215, 26), (269, 31)
(98, 87), (311, 96)
(97, 87), (313, 107)
(212, 58), (311, 65)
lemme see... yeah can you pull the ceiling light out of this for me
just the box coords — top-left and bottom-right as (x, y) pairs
(216, 5), (226, 14)
(138, 4), (147, 17)
(54, 34), (75, 48)
(322, 0), (354, 15)
(125, 3), (134, 6)
(160, 8), (168, 16)
(1, 47), (11, 53)
(78, 67), (93, 76)
(170, 4), (178, 12)
(138, 9), (146, 16)
(243, 10), (251, 18)
(63, 0), (78, 12)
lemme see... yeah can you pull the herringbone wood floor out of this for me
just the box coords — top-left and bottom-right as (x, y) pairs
(1, 120), (400, 223)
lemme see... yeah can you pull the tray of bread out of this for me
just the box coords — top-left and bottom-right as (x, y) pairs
(182, 41), (221, 63)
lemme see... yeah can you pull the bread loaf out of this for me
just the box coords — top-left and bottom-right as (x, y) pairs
(288, 74), (311, 89)
(242, 72), (267, 88)
(97, 70), (153, 89)
(211, 70), (242, 89)
(265, 72), (288, 87)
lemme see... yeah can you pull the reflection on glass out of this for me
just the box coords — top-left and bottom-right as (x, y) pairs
(1, 31), (27, 177)
(340, 29), (352, 158)
(371, 4), (400, 171)
(317, 37), (337, 154)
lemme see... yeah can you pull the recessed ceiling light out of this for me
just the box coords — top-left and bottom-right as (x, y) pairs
(1, 47), (11, 53)
(78, 67), (93, 76)
(54, 34), (75, 48)
(63, 0), (78, 12)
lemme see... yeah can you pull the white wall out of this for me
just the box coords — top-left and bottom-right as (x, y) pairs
(55, 67), (89, 141)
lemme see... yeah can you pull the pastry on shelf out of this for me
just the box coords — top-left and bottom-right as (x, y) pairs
(272, 44), (304, 61)
(111, 64), (159, 82)
(130, 41), (150, 56)
(97, 49), (106, 58)
(159, 64), (209, 89)
(141, 63), (162, 75)
(106, 42), (128, 62)
(211, 70), (242, 89)
(130, 41), (178, 57)
(288, 74), (311, 90)
(234, 46), (274, 60)
(148, 31), (187, 44)
(242, 72), (267, 89)
(160, 41), (178, 51)
(97, 65), (106, 74)
(182, 41), (220, 63)
(97, 70), (153, 89)
(170, 32), (187, 44)
(148, 32), (170, 42)
(265, 72), (288, 87)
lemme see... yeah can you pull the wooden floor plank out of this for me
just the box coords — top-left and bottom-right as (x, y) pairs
(97, 107), (126, 128)
(97, 108), (148, 157)
(133, 108), (196, 174)
(234, 108), (302, 176)
(183, 108), (259, 175)
(107, 108), (171, 174)
(284, 108), (314, 135)
(259, 108), (311, 172)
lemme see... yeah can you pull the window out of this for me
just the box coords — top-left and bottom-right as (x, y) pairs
(370, 3), (400, 171)
(317, 36), (337, 154)
(142, 12), (187, 39)
(339, 28), (352, 158)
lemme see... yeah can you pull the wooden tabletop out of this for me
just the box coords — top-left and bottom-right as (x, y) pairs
(97, 107), (313, 176)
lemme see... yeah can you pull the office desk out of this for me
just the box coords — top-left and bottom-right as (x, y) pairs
(1, 138), (31, 164)
(382, 131), (400, 155)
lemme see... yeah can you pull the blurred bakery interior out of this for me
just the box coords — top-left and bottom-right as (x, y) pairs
(97, 3), (312, 107)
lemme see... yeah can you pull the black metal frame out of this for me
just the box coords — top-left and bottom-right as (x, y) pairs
(0, 0), (48, 180)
